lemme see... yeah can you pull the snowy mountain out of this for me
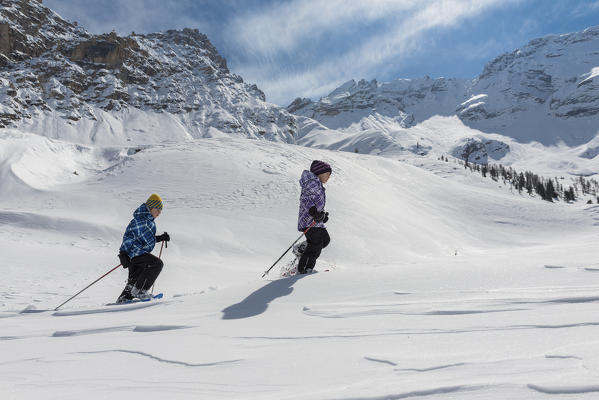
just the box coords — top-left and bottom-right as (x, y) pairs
(2, 0), (597, 172)
(0, 0), (297, 145)
(290, 26), (599, 153)
(288, 76), (467, 130)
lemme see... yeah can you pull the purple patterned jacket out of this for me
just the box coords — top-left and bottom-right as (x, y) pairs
(298, 170), (326, 231)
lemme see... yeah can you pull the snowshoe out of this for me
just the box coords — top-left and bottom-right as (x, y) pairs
(280, 257), (298, 278)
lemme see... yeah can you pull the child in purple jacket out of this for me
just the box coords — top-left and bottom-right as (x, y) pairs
(296, 160), (332, 274)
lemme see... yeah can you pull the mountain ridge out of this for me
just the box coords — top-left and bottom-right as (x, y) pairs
(1, 0), (597, 174)
(290, 26), (599, 147)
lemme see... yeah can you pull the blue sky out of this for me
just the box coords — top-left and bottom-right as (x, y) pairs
(45, 0), (599, 106)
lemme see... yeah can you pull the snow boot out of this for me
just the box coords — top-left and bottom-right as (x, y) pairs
(131, 286), (152, 300)
(293, 241), (307, 257)
(116, 284), (134, 303)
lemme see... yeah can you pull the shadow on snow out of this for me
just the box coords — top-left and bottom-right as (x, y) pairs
(221, 275), (308, 320)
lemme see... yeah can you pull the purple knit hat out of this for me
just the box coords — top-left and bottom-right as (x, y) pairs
(310, 160), (332, 176)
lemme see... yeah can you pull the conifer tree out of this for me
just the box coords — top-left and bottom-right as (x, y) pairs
(545, 179), (557, 201)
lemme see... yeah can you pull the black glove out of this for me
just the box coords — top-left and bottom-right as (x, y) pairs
(323, 212), (329, 223)
(118, 251), (131, 269)
(309, 206), (327, 222)
(156, 232), (170, 243)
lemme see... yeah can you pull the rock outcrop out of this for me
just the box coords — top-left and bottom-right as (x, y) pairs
(0, 0), (297, 144)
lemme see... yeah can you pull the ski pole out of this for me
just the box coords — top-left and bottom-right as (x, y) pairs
(54, 263), (122, 311)
(151, 241), (166, 295)
(159, 239), (166, 255)
(262, 220), (316, 278)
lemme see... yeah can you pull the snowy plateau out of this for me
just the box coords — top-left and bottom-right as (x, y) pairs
(2, 1), (599, 399)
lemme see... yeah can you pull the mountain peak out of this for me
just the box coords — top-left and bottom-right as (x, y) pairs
(0, 0), (87, 64)
(143, 28), (229, 72)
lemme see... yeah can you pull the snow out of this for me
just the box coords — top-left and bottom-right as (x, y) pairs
(580, 66), (599, 85)
(459, 94), (489, 106)
(3, 126), (599, 399)
(459, 101), (486, 113)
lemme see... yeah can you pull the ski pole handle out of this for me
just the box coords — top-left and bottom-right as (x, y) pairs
(262, 220), (317, 278)
(152, 241), (166, 295)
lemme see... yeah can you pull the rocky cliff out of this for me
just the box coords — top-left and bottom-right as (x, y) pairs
(0, 0), (296, 144)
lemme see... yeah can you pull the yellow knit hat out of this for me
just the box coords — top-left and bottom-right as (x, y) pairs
(146, 193), (163, 210)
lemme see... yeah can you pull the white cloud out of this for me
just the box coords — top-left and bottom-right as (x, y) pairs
(570, 0), (599, 17)
(231, 0), (522, 104)
(45, 0), (210, 36)
(226, 0), (420, 57)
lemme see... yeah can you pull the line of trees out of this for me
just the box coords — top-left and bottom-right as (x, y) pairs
(439, 155), (598, 203)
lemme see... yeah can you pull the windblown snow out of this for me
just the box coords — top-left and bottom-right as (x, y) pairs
(2, 125), (599, 399)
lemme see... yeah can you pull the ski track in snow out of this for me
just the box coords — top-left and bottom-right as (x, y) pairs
(528, 384), (599, 395)
(327, 384), (488, 400)
(364, 357), (398, 366)
(235, 320), (599, 341)
(395, 362), (468, 372)
(53, 324), (192, 337)
(75, 349), (242, 368)
(1, 325), (193, 341)
(52, 325), (135, 337)
(301, 289), (599, 319)
(359, 354), (596, 398)
(544, 262), (599, 272)
(52, 301), (165, 316)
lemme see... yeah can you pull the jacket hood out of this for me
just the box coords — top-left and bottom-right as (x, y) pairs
(133, 203), (154, 221)
(300, 170), (319, 186)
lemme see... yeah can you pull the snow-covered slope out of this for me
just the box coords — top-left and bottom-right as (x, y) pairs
(0, 0), (296, 145)
(3, 130), (599, 399)
(3, 128), (572, 273)
(296, 114), (599, 178)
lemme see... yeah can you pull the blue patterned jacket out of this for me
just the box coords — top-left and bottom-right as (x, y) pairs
(120, 204), (156, 258)
(297, 170), (326, 231)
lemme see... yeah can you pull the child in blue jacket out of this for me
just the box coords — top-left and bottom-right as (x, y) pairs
(116, 194), (170, 303)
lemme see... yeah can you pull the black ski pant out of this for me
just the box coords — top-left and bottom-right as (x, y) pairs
(121, 252), (164, 291)
(298, 227), (330, 273)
